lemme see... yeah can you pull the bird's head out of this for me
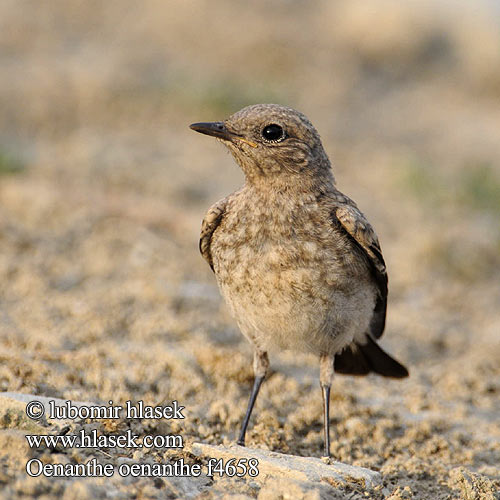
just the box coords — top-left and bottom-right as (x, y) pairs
(190, 104), (334, 188)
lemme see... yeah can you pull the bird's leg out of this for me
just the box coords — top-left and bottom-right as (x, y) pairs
(320, 354), (335, 458)
(237, 350), (269, 446)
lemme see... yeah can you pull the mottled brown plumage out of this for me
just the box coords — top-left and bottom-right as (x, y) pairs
(190, 103), (408, 457)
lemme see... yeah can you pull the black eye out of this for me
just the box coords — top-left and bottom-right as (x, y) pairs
(261, 124), (285, 142)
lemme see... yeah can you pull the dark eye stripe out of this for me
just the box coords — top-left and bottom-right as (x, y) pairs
(261, 124), (285, 142)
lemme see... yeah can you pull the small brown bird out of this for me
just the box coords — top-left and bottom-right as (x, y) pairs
(190, 104), (408, 458)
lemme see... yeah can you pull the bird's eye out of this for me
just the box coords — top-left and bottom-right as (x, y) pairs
(261, 124), (285, 142)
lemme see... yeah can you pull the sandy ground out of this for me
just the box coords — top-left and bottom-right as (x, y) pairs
(0, 1), (499, 498)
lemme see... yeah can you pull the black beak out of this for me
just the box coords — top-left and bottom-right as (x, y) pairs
(189, 121), (234, 141)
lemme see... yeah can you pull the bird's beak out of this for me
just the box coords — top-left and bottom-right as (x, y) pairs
(189, 122), (257, 148)
(190, 122), (233, 140)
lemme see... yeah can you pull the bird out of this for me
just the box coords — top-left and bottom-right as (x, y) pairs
(190, 104), (408, 458)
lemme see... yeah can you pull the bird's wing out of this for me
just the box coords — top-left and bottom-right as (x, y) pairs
(334, 203), (388, 339)
(200, 197), (228, 272)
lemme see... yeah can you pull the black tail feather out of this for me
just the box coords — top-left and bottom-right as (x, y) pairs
(334, 343), (371, 375)
(335, 335), (409, 378)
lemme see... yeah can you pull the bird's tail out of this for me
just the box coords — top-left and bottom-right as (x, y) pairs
(334, 335), (409, 378)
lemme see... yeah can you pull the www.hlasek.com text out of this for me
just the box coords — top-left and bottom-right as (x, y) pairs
(26, 429), (183, 449)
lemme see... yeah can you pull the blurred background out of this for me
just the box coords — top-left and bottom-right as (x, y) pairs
(0, 1), (499, 498)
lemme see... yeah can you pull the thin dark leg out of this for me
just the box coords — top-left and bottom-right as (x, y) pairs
(321, 383), (331, 458)
(237, 375), (265, 446)
(319, 354), (334, 458)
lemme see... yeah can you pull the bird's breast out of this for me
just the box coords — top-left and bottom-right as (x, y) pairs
(209, 200), (375, 354)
